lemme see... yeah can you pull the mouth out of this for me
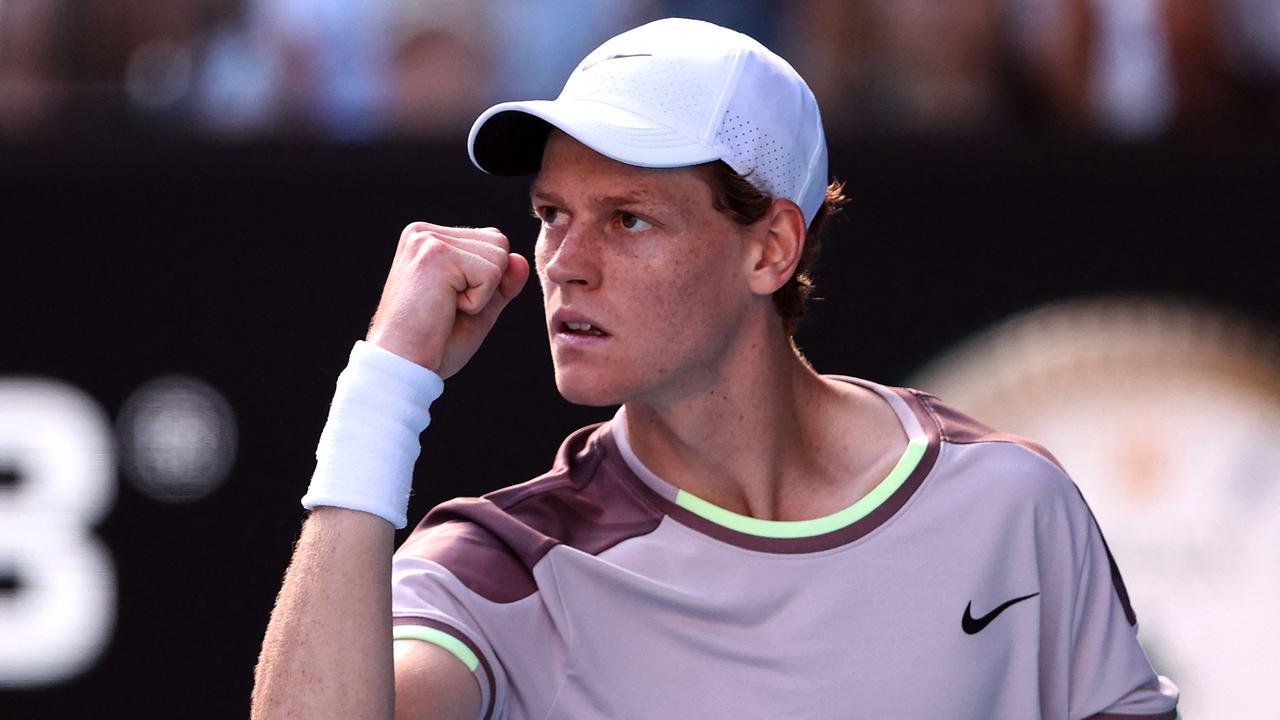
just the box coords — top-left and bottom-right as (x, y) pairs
(560, 320), (609, 337)
(551, 310), (612, 343)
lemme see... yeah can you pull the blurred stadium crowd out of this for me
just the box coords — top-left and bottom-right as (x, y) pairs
(2, 0), (1279, 141)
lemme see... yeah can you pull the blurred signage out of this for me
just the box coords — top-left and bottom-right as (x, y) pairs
(0, 376), (235, 687)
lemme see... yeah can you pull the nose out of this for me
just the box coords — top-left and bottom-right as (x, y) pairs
(540, 223), (601, 290)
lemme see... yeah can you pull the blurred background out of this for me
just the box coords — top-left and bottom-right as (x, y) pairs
(2, 1), (1277, 717)
(4, 0), (1280, 140)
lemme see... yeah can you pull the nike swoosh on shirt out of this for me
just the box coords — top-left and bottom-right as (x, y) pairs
(961, 592), (1040, 635)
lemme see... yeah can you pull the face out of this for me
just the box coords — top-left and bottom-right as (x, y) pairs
(530, 131), (759, 407)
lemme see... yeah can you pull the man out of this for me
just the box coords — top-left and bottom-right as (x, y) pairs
(252, 18), (1179, 720)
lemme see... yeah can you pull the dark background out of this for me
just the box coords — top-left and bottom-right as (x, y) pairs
(1, 134), (1277, 717)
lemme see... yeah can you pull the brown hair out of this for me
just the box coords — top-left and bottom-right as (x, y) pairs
(700, 162), (848, 336)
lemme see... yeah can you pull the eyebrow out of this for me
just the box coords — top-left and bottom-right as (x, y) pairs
(529, 187), (655, 209)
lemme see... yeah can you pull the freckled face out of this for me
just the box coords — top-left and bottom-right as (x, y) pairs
(531, 131), (756, 407)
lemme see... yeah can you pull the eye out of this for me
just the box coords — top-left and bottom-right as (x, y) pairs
(533, 206), (567, 229)
(617, 212), (653, 233)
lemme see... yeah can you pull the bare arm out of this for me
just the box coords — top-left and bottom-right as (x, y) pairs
(251, 507), (397, 718)
(251, 223), (529, 719)
(250, 508), (482, 720)
(394, 640), (483, 720)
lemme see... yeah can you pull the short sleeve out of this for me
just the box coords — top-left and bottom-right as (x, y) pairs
(1065, 492), (1179, 719)
(392, 551), (506, 720)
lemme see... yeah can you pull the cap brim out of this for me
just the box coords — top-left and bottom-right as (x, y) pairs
(468, 99), (722, 176)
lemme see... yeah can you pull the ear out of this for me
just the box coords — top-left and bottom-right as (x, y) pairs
(745, 199), (806, 297)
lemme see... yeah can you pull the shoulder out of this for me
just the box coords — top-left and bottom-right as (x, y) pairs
(905, 387), (1065, 471)
(895, 386), (1137, 605)
(394, 421), (664, 602)
(890, 386), (1094, 518)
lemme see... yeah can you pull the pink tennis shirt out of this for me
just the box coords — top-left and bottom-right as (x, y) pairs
(392, 379), (1180, 719)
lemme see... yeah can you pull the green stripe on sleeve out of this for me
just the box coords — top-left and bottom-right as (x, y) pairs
(393, 625), (480, 673)
(674, 436), (928, 539)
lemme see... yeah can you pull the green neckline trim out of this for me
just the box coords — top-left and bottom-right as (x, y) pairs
(393, 625), (480, 672)
(673, 436), (927, 539)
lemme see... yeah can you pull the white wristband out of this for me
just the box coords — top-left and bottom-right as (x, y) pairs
(301, 340), (444, 529)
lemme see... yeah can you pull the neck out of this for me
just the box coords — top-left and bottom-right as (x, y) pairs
(621, 320), (904, 522)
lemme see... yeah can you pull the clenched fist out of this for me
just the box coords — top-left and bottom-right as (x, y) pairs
(366, 222), (531, 378)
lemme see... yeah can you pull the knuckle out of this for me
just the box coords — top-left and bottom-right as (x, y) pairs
(416, 236), (450, 260)
(479, 227), (509, 249)
(473, 226), (506, 249)
(401, 221), (430, 240)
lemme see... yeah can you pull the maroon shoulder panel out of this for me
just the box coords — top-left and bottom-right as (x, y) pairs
(908, 389), (1066, 473)
(398, 423), (666, 603)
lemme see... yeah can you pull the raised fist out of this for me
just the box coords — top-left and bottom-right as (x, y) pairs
(366, 222), (530, 378)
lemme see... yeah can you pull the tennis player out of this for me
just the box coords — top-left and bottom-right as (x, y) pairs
(251, 18), (1179, 720)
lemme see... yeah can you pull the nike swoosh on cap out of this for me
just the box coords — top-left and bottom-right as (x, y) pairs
(580, 53), (653, 72)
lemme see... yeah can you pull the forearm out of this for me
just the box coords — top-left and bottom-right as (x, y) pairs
(252, 507), (395, 720)
(250, 218), (525, 718)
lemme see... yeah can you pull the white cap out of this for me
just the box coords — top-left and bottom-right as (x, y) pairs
(468, 18), (829, 224)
